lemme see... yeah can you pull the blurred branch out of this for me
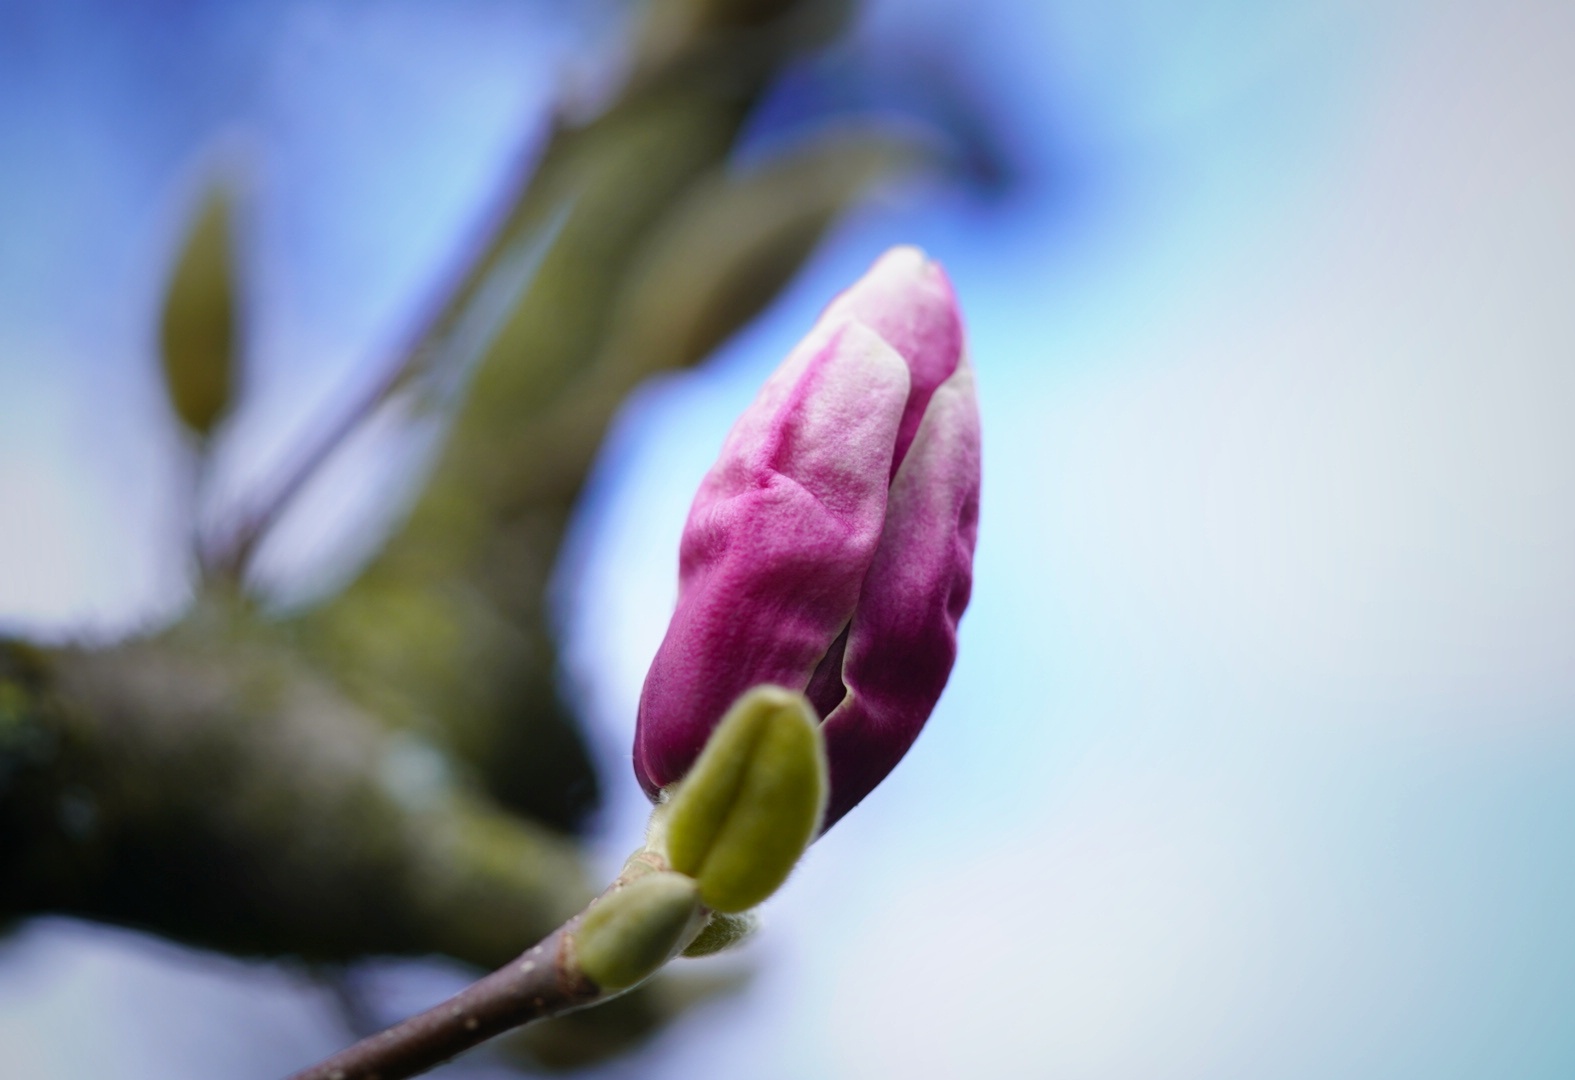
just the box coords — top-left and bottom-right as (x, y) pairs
(0, 619), (587, 965)
(489, 123), (932, 510)
(204, 0), (856, 587)
(0, 0), (982, 1069)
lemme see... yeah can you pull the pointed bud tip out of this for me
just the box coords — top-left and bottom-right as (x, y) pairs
(843, 243), (955, 307)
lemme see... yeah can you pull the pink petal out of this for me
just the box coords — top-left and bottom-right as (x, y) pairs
(817, 355), (981, 828)
(634, 321), (912, 794)
(821, 246), (964, 478)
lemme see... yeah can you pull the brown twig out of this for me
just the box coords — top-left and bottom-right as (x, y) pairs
(286, 848), (682, 1079)
(286, 917), (600, 1080)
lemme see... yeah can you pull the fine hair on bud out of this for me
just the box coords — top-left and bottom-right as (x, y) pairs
(682, 910), (760, 957)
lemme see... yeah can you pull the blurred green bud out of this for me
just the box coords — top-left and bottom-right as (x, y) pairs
(159, 184), (240, 438)
(663, 685), (827, 913)
(681, 910), (759, 958)
(576, 871), (703, 992)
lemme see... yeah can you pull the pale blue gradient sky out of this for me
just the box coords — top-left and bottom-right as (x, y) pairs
(3, 1), (1575, 1078)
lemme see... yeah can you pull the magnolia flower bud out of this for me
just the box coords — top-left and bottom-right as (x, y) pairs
(635, 246), (980, 829)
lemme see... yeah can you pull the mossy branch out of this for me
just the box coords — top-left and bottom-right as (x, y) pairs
(0, 619), (587, 965)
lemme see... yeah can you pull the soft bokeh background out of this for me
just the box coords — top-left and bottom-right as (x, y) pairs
(4, 0), (1575, 1077)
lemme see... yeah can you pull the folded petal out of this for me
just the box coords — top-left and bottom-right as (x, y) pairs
(817, 356), (981, 828)
(635, 321), (911, 794)
(821, 246), (965, 477)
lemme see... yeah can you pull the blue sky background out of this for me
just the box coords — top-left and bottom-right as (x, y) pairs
(3, 1), (1575, 1077)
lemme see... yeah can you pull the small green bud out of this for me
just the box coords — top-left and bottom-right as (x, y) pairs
(664, 685), (827, 913)
(575, 871), (702, 991)
(681, 910), (759, 957)
(160, 184), (240, 438)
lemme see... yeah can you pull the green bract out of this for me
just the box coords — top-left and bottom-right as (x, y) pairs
(663, 686), (827, 913)
(682, 910), (759, 957)
(575, 871), (702, 991)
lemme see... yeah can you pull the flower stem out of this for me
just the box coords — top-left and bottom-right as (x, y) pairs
(285, 917), (598, 1080)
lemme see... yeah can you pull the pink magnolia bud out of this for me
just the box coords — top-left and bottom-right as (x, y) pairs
(634, 246), (981, 830)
